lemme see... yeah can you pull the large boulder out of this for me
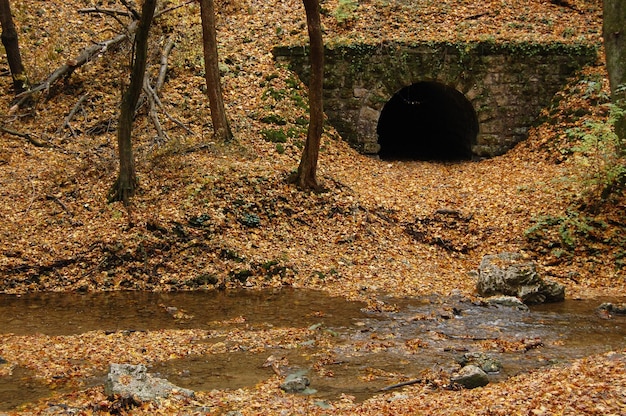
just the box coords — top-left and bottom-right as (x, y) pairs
(476, 252), (564, 304)
(104, 363), (194, 401)
(450, 365), (489, 389)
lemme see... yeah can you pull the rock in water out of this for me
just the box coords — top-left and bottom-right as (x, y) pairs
(450, 365), (489, 389)
(485, 295), (529, 311)
(476, 252), (564, 304)
(280, 373), (311, 393)
(457, 352), (502, 374)
(104, 363), (194, 401)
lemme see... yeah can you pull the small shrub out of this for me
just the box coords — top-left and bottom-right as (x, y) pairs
(294, 116), (308, 126)
(566, 104), (626, 203)
(525, 211), (604, 251)
(261, 128), (288, 143)
(260, 114), (287, 125)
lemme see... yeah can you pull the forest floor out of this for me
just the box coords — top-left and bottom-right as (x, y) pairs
(0, 0), (625, 414)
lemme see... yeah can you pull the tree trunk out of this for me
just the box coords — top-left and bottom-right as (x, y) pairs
(200, 0), (232, 141)
(0, 0), (27, 93)
(109, 0), (157, 205)
(603, 0), (626, 145)
(292, 0), (324, 191)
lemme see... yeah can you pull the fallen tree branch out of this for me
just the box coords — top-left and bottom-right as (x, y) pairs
(156, 35), (176, 93)
(144, 76), (170, 144)
(13, 21), (138, 108)
(161, 105), (196, 136)
(46, 194), (82, 226)
(46, 194), (72, 216)
(0, 257), (77, 276)
(11, 0), (194, 111)
(78, 6), (134, 18)
(57, 92), (89, 137)
(119, 0), (140, 20)
(0, 125), (48, 147)
(156, 0), (195, 17)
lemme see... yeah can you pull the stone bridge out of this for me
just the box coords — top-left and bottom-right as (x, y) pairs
(273, 41), (598, 159)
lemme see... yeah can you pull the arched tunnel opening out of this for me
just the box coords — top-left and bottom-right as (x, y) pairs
(377, 81), (479, 161)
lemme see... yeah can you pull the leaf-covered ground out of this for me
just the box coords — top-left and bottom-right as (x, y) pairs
(1, 0), (625, 414)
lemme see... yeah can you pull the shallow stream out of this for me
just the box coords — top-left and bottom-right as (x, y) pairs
(1, 289), (625, 410)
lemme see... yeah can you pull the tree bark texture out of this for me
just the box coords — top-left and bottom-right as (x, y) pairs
(109, 0), (157, 204)
(200, 0), (232, 142)
(603, 0), (626, 144)
(0, 0), (27, 93)
(294, 0), (324, 190)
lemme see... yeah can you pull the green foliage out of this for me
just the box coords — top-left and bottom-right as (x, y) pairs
(525, 96), (626, 269)
(294, 116), (308, 126)
(261, 128), (288, 143)
(186, 273), (219, 287)
(261, 126), (306, 148)
(260, 259), (290, 279)
(285, 75), (301, 90)
(257, 70), (309, 155)
(260, 114), (287, 125)
(262, 87), (287, 101)
(565, 104), (626, 202)
(525, 210), (605, 251)
(577, 76), (611, 103)
(333, 0), (358, 24)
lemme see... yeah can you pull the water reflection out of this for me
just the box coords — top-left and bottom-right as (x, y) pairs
(0, 290), (624, 409)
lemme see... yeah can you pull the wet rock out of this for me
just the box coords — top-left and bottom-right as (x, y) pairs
(450, 365), (489, 389)
(597, 302), (626, 318)
(457, 352), (502, 374)
(476, 252), (565, 304)
(104, 363), (194, 401)
(280, 373), (311, 393)
(485, 295), (529, 311)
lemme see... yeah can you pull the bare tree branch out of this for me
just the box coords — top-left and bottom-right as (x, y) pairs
(57, 92), (89, 137)
(13, 20), (138, 108)
(156, 35), (176, 93)
(77, 7), (133, 18)
(143, 76), (170, 143)
(119, 0), (140, 20)
(0, 124), (48, 147)
(155, 0), (195, 18)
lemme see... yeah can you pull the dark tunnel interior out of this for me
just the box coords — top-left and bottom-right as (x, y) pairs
(377, 81), (479, 161)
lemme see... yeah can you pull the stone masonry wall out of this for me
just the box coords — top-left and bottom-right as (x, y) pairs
(273, 41), (598, 156)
